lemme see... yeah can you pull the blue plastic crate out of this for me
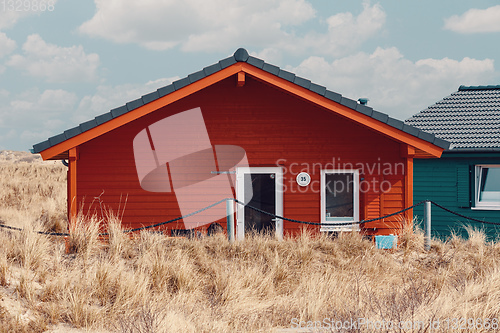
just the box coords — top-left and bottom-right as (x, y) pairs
(375, 235), (397, 249)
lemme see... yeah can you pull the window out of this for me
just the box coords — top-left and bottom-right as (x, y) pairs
(475, 165), (500, 209)
(320, 169), (359, 231)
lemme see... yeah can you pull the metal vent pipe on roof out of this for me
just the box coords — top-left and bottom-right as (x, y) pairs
(358, 98), (369, 105)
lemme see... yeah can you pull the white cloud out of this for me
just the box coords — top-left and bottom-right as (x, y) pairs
(444, 5), (500, 33)
(292, 47), (495, 119)
(0, 32), (15, 75)
(0, 0), (59, 29)
(6, 89), (78, 123)
(80, 0), (316, 52)
(0, 88), (78, 149)
(1, 88), (77, 141)
(79, 0), (384, 59)
(7, 34), (100, 83)
(75, 77), (178, 122)
(0, 9), (36, 30)
(0, 32), (16, 58)
(251, 2), (386, 61)
(0, 77), (179, 151)
(296, 2), (385, 56)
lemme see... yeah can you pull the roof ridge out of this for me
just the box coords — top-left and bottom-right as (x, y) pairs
(31, 48), (450, 153)
(458, 85), (500, 91)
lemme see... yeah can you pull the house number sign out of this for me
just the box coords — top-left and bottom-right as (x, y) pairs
(296, 172), (311, 186)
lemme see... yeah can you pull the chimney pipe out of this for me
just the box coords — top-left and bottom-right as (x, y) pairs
(358, 98), (369, 105)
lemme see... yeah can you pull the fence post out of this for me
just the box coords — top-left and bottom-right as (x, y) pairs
(227, 199), (235, 243)
(424, 200), (431, 251)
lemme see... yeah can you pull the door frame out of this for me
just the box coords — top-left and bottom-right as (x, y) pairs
(235, 167), (283, 240)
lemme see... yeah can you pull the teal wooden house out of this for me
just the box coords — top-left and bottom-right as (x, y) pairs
(406, 85), (500, 240)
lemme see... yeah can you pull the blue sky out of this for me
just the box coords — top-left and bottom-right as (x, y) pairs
(1, 0), (499, 151)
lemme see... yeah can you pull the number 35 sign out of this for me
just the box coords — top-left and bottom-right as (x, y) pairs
(296, 172), (311, 187)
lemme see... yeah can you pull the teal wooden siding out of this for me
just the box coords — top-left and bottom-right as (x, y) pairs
(456, 164), (471, 208)
(413, 153), (500, 241)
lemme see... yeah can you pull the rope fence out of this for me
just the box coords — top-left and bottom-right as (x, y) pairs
(0, 198), (499, 237)
(430, 201), (500, 226)
(0, 223), (70, 237)
(232, 199), (427, 226)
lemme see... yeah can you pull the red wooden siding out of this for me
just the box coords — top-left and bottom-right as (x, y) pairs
(75, 75), (409, 236)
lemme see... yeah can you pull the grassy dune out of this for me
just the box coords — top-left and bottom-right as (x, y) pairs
(0, 151), (499, 332)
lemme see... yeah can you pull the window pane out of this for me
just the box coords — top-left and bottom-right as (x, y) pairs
(479, 167), (500, 203)
(325, 173), (353, 218)
(244, 173), (276, 232)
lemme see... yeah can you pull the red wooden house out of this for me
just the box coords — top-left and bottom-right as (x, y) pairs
(32, 48), (448, 239)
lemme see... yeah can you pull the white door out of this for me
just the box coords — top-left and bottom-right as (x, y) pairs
(235, 167), (283, 240)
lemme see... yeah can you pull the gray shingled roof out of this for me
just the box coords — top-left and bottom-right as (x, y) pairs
(32, 48), (449, 154)
(405, 85), (500, 151)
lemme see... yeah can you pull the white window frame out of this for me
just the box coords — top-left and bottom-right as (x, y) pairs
(473, 164), (500, 210)
(320, 169), (360, 232)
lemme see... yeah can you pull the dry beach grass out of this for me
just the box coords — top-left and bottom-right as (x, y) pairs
(0, 151), (499, 332)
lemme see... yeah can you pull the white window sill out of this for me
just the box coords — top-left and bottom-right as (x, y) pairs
(320, 226), (360, 232)
(471, 206), (500, 211)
